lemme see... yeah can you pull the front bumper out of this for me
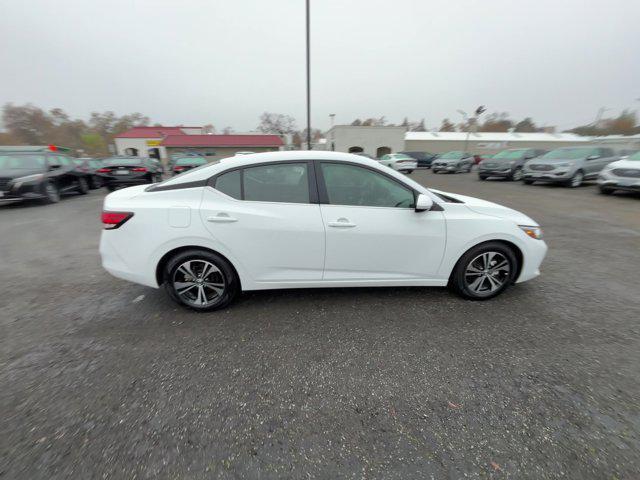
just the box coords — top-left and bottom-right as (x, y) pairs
(479, 168), (513, 178)
(517, 237), (548, 283)
(393, 162), (418, 171)
(0, 184), (46, 203)
(523, 170), (572, 182)
(598, 172), (640, 191)
(102, 174), (151, 187)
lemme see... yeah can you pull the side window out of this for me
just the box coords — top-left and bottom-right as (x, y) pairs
(320, 163), (414, 208)
(243, 163), (309, 203)
(48, 155), (61, 167)
(57, 155), (72, 166)
(215, 169), (241, 199)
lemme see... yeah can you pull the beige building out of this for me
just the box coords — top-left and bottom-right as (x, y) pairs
(326, 125), (407, 157)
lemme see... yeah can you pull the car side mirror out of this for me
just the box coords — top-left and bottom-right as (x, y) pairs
(587, 155), (600, 160)
(415, 194), (433, 212)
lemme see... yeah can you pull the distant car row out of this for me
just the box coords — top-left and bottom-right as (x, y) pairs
(388, 146), (639, 195)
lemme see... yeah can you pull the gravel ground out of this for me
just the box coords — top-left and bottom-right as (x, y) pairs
(1, 171), (639, 479)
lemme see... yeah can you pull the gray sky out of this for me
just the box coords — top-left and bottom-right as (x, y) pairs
(1, 0), (639, 132)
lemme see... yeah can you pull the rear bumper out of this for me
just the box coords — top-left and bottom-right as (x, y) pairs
(102, 176), (151, 187)
(100, 232), (159, 288)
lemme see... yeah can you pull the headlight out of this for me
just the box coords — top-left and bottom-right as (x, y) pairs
(11, 173), (44, 188)
(519, 225), (543, 240)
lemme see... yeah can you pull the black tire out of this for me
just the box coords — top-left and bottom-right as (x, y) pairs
(599, 186), (614, 195)
(90, 175), (102, 189)
(449, 241), (518, 300)
(523, 179), (534, 185)
(566, 170), (584, 188)
(77, 176), (89, 194)
(40, 181), (60, 204)
(478, 175), (488, 181)
(405, 170), (413, 175)
(163, 249), (240, 311)
(106, 184), (117, 192)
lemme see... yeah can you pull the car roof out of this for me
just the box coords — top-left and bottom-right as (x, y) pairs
(157, 150), (410, 187)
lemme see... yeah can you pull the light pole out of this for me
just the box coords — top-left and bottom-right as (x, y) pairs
(305, 0), (311, 150)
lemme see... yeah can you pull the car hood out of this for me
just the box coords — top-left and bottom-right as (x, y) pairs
(433, 158), (461, 164)
(526, 157), (581, 165)
(430, 189), (538, 225)
(605, 159), (640, 169)
(0, 168), (43, 179)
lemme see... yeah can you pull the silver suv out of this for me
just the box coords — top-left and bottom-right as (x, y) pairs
(522, 147), (618, 187)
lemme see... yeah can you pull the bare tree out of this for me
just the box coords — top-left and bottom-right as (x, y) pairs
(257, 112), (297, 135)
(439, 118), (456, 132)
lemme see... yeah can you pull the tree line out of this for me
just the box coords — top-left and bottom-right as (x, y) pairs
(2, 104), (638, 156)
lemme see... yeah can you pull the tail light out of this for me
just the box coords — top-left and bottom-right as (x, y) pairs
(97, 168), (111, 173)
(102, 211), (133, 230)
(174, 166), (185, 172)
(132, 167), (147, 172)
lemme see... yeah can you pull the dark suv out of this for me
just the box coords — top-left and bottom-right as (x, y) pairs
(97, 156), (164, 191)
(0, 148), (90, 204)
(478, 148), (546, 181)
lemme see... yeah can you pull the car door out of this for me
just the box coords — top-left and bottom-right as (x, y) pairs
(200, 161), (325, 283)
(317, 162), (446, 280)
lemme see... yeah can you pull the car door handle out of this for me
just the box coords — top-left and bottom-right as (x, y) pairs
(207, 213), (238, 223)
(328, 218), (356, 228)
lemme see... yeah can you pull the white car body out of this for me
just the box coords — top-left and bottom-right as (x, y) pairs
(100, 151), (546, 297)
(378, 154), (418, 172)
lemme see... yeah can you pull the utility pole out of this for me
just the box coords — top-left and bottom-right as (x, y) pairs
(306, 0), (311, 150)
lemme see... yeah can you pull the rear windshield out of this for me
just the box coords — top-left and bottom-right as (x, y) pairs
(493, 149), (527, 159)
(0, 154), (46, 169)
(103, 157), (143, 166)
(176, 157), (207, 166)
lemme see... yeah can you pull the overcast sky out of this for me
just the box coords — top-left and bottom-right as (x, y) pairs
(1, 0), (639, 132)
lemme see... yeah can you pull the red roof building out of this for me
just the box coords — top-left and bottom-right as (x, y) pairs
(160, 134), (283, 148)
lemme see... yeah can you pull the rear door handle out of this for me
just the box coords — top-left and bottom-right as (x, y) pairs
(207, 213), (238, 223)
(327, 218), (356, 228)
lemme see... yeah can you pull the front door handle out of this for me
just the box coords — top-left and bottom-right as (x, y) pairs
(327, 217), (356, 228)
(207, 213), (238, 223)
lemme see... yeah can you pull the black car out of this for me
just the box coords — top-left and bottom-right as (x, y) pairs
(73, 157), (105, 189)
(478, 148), (547, 181)
(399, 151), (438, 168)
(172, 156), (208, 175)
(0, 149), (90, 205)
(98, 156), (164, 191)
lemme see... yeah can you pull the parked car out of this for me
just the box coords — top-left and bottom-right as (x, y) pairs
(522, 147), (618, 187)
(597, 150), (640, 194)
(431, 151), (474, 173)
(172, 156), (209, 175)
(378, 153), (417, 173)
(100, 151), (547, 311)
(399, 151), (438, 168)
(0, 149), (90, 204)
(478, 149), (547, 181)
(97, 156), (164, 191)
(73, 157), (105, 189)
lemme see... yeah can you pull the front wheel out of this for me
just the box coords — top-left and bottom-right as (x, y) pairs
(164, 249), (240, 311)
(449, 242), (518, 300)
(599, 186), (614, 195)
(77, 176), (89, 194)
(566, 170), (584, 188)
(511, 168), (523, 181)
(41, 181), (60, 204)
(478, 175), (488, 181)
(523, 179), (534, 185)
(404, 170), (413, 175)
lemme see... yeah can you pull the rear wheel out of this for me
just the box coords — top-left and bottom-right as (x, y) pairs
(90, 175), (102, 189)
(404, 170), (413, 175)
(164, 249), (239, 311)
(599, 186), (614, 195)
(523, 179), (534, 185)
(106, 184), (117, 192)
(41, 181), (60, 204)
(478, 174), (488, 181)
(449, 242), (518, 300)
(77, 176), (89, 194)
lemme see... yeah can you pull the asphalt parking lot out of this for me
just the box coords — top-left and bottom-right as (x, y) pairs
(2, 171), (639, 479)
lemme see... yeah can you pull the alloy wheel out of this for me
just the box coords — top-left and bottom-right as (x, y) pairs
(570, 171), (583, 187)
(512, 168), (523, 181)
(45, 182), (60, 202)
(172, 259), (226, 308)
(464, 251), (510, 297)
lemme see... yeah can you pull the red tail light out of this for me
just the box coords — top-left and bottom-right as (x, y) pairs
(97, 168), (111, 173)
(132, 167), (147, 172)
(102, 211), (133, 230)
(174, 166), (185, 171)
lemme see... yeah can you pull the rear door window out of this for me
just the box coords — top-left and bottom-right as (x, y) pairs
(243, 163), (309, 203)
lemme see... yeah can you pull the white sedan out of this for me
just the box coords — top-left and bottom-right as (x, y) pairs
(100, 151), (547, 311)
(378, 153), (418, 173)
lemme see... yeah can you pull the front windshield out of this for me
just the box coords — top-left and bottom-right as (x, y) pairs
(627, 151), (640, 161)
(176, 157), (207, 166)
(0, 154), (46, 169)
(439, 151), (465, 159)
(541, 148), (594, 160)
(493, 149), (526, 159)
